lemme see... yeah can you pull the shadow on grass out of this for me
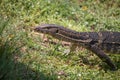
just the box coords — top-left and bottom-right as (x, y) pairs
(1, 62), (57, 80)
(0, 18), (57, 80)
(0, 37), (57, 80)
(0, 49), (57, 80)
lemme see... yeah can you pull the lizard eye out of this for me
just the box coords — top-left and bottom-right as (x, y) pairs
(56, 29), (59, 33)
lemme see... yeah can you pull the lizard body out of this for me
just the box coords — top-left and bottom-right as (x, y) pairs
(34, 24), (120, 70)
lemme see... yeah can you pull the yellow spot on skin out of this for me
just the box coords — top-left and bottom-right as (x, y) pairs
(86, 34), (89, 37)
(111, 36), (114, 38)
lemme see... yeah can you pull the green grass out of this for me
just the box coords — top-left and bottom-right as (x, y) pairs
(0, 0), (120, 80)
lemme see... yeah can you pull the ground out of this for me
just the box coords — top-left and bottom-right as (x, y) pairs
(0, 0), (120, 80)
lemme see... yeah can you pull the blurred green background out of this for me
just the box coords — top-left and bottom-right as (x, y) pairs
(0, 0), (120, 80)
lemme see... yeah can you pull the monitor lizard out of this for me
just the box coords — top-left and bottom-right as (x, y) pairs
(34, 24), (120, 70)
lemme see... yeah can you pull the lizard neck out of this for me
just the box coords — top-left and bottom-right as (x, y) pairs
(50, 26), (92, 43)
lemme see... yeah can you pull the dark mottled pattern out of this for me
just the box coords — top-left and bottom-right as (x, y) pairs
(35, 24), (120, 54)
(99, 32), (120, 43)
(35, 24), (120, 70)
(99, 43), (120, 53)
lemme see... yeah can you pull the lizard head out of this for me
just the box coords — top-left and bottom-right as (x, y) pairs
(34, 24), (59, 35)
(34, 24), (92, 43)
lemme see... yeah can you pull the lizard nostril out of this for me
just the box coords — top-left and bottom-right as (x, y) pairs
(35, 28), (39, 32)
(34, 28), (38, 31)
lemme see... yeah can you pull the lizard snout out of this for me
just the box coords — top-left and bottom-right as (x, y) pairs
(34, 27), (41, 32)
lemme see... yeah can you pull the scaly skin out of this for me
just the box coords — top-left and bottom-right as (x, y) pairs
(34, 24), (120, 70)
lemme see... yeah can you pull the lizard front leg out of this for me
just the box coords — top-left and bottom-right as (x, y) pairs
(87, 44), (117, 70)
